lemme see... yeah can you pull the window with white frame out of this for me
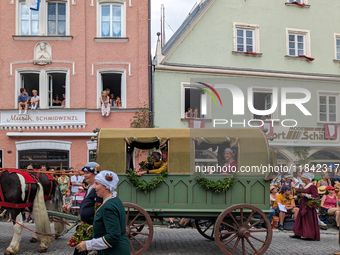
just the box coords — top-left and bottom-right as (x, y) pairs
(233, 23), (260, 53)
(20, 2), (39, 35)
(100, 3), (124, 37)
(286, 29), (311, 57)
(47, 2), (66, 35)
(182, 86), (208, 119)
(252, 89), (276, 120)
(98, 71), (126, 108)
(336, 37), (340, 60)
(319, 94), (338, 123)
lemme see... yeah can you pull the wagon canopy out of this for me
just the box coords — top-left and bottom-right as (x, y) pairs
(97, 128), (276, 176)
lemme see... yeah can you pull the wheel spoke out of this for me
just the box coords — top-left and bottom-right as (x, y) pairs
(130, 222), (148, 230)
(218, 231), (237, 237)
(249, 229), (267, 233)
(128, 212), (141, 227)
(228, 213), (240, 228)
(130, 231), (150, 236)
(249, 234), (265, 244)
(242, 238), (246, 255)
(248, 219), (264, 229)
(222, 234), (238, 246)
(221, 221), (238, 231)
(240, 208), (243, 226)
(131, 234), (145, 247)
(245, 237), (258, 253)
(231, 237), (240, 254)
(211, 223), (215, 238)
(126, 207), (130, 225)
(202, 222), (213, 233)
(129, 239), (135, 254)
(244, 210), (255, 227)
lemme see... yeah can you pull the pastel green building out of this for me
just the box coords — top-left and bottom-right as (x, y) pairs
(153, 0), (340, 166)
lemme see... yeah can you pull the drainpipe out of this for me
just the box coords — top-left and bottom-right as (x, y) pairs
(148, 0), (153, 127)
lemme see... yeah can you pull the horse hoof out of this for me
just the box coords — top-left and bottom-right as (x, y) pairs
(38, 247), (47, 253)
(30, 237), (38, 243)
(4, 250), (14, 255)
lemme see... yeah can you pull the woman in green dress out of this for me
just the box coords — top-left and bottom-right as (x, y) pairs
(76, 170), (130, 255)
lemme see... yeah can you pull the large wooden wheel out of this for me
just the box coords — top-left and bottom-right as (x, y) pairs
(214, 204), (272, 255)
(124, 203), (153, 255)
(195, 219), (215, 240)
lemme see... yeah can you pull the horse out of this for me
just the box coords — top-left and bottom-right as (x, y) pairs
(0, 169), (51, 254)
(29, 171), (65, 241)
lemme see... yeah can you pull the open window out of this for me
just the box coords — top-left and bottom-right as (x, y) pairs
(20, 73), (40, 108)
(0, 150), (2, 168)
(47, 72), (66, 107)
(101, 73), (122, 107)
(252, 89), (276, 120)
(184, 87), (208, 119)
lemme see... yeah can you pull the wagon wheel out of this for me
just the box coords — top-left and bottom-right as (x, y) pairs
(195, 219), (234, 241)
(124, 203), (153, 255)
(214, 204), (272, 255)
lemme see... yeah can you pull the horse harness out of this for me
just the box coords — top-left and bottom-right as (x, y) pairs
(0, 169), (37, 209)
(34, 171), (54, 201)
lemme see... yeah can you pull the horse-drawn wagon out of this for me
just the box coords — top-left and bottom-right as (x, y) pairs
(97, 128), (277, 255)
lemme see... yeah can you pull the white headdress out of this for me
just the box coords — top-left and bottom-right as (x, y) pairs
(301, 172), (314, 181)
(94, 170), (119, 197)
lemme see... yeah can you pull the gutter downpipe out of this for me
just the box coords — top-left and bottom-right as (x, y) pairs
(148, 0), (154, 128)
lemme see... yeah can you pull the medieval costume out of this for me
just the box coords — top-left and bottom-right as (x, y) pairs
(292, 173), (320, 241)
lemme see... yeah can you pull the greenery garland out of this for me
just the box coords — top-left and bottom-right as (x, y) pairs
(194, 173), (236, 193)
(127, 169), (168, 194)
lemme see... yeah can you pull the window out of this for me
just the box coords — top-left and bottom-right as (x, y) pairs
(252, 91), (274, 119)
(48, 2), (66, 35)
(18, 150), (69, 170)
(0, 150), (2, 168)
(233, 23), (260, 54)
(101, 4), (122, 37)
(286, 29), (311, 57)
(336, 35), (340, 60)
(48, 73), (66, 107)
(20, 3), (39, 35)
(89, 150), (97, 162)
(182, 86), (208, 119)
(236, 29), (254, 53)
(98, 71), (126, 108)
(319, 94), (338, 123)
(288, 34), (305, 56)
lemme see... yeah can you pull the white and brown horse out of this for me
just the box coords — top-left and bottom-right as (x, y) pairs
(0, 169), (51, 254)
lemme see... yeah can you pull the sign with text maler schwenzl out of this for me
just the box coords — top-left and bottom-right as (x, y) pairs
(0, 110), (86, 127)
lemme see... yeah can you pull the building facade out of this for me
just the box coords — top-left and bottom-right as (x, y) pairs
(0, 0), (150, 169)
(153, 0), (340, 167)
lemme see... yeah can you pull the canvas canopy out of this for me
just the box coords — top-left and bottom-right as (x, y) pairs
(97, 128), (276, 176)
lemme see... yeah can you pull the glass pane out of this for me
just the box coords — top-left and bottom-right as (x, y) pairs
(289, 49), (295, 56)
(21, 21), (29, 35)
(246, 38), (253, 45)
(289, 34), (295, 42)
(112, 22), (121, 37)
(329, 105), (336, 113)
(330, 114), (337, 122)
(297, 35), (304, 42)
(32, 10), (39, 20)
(58, 21), (66, 35)
(112, 5), (121, 22)
(329, 96), (336, 104)
(101, 22), (110, 37)
(48, 21), (56, 35)
(320, 113), (327, 121)
(237, 46), (244, 52)
(246, 46), (253, 52)
(48, 3), (56, 21)
(237, 30), (243, 37)
(31, 21), (39, 35)
(246, 30), (253, 38)
(58, 4), (66, 21)
(337, 53), (340, 60)
(298, 43), (304, 49)
(237, 37), (243, 44)
(289, 42), (295, 49)
(337, 46), (340, 53)
(337, 39), (340, 46)
(21, 4), (29, 20)
(320, 96), (326, 104)
(101, 5), (110, 21)
(298, 50), (304, 55)
(320, 105), (326, 113)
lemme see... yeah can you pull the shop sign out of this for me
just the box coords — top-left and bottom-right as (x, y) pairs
(0, 110), (86, 127)
(272, 126), (339, 142)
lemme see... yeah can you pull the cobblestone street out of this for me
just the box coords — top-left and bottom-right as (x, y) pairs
(0, 222), (339, 255)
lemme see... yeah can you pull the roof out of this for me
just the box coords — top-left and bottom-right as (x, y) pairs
(161, 0), (212, 56)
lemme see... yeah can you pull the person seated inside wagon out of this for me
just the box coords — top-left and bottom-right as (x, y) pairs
(221, 148), (237, 174)
(137, 149), (167, 176)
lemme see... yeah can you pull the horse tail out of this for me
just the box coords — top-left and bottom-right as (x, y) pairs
(51, 180), (66, 235)
(33, 183), (51, 248)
